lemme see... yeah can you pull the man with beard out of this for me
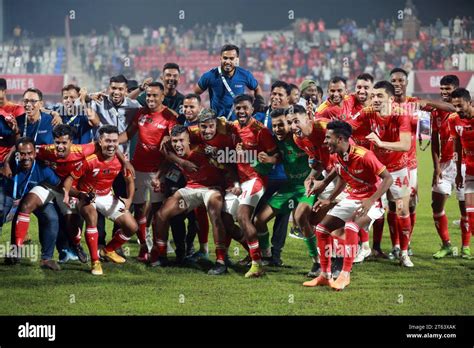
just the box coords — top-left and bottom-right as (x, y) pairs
(297, 79), (320, 117)
(5, 137), (62, 270)
(289, 84), (300, 106)
(431, 75), (469, 259)
(225, 94), (277, 277)
(92, 75), (140, 249)
(133, 63), (186, 123)
(56, 84), (100, 144)
(63, 125), (138, 275)
(448, 88), (473, 259)
(316, 76), (348, 116)
(194, 44), (264, 120)
(149, 125), (230, 275)
(118, 82), (177, 262)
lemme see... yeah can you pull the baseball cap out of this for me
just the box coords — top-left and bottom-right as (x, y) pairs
(299, 79), (316, 93)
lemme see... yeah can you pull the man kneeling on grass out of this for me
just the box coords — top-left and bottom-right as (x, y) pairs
(63, 125), (138, 276)
(149, 125), (229, 275)
(4, 137), (62, 270)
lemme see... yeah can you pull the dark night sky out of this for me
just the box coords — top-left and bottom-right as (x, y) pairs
(3, 0), (474, 37)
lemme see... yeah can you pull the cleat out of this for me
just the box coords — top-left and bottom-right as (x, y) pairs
(149, 256), (170, 267)
(187, 250), (209, 263)
(400, 254), (414, 267)
(224, 254), (234, 267)
(433, 244), (453, 259)
(100, 248), (126, 264)
(452, 219), (460, 227)
(58, 248), (79, 264)
(137, 244), (150, 263)
(303, 274), (333, 287)
(244, 263), (265, 278)
(388, 247), (401, 260)
(269, 257), (284, 267)
(371, 248), (389, 259)
(408, 245), (414, 256)
(91, 261), (103, 275)
(289, 226), (305, 240)
(238, 254), (251, 267)
(73, 244), (88, 263)
(40, 259), (61, 271)
(306, 262), (321, 278)
(354, 247), (372, 263)
(461, 246), (472, 259)
(331, 273), (350, 291)
(331, 257), (343, 279)
(262, 256), (272, 266)
(207, 262), (228, 275)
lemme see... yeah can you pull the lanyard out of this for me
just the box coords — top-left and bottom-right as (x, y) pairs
(13, 160), (36, 200)
(264, 108), (271, 129)
(23, 114), (42, 143)
(217, 66), (236, 120)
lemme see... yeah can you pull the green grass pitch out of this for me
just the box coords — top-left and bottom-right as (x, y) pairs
(0, 146), (473, 315)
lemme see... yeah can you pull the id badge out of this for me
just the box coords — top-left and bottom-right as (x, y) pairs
(5, 199), (20, 223)
(165, 168), (182, 183)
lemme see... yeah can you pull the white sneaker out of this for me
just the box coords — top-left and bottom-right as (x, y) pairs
(353, 247), (372, 263)
(400, 254), (414, 267)
(167, 240), (175, 254)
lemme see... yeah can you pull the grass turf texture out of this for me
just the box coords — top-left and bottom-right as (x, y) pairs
(0, 146), (472, 315)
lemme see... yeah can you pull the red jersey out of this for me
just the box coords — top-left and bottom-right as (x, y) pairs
(233, 118), (277, 182)
(0, 102), (24, 161)
(131, 107), (177, 172)
(177, 145), (225, 189)
(71, 152), (125, 195)
(188, 116), (239, 150)
(432, 109), (454, 164)
(330, 145), (385, 200)
(449, 113), (474, 175)
(351, 107), (411, 172)
(293, 118), (331, 171)
(37, 142), (96, 183)
(346, 95), (371, 149)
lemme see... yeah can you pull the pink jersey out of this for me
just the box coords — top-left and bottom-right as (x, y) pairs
(131, 107), (177, 172)
(330, 145), (385, 200)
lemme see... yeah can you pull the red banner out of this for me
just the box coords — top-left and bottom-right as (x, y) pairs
(1, 74), (64, 95)
(414, 71), (474, 94)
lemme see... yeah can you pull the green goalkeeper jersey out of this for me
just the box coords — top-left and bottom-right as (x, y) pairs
(277, 135), (311, 185)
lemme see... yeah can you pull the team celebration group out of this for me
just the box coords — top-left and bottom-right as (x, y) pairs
(0, 44), (472, 291)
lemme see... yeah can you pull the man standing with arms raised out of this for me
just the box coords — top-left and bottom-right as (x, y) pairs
(194, 44), (265, 120)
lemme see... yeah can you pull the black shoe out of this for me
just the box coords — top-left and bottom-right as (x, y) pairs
(40, 259), (61, 271)
(262, 256), (272, 266)
(224, 254), (234, 267)
(149, 256), (170, 267)
(269, 258), (284, 267)
(73, 244), (88, 263)
(331, 257), (343, 279)
(4, 256), (20, 265)
(207, 262), (228, 275)
(307, 262), (321, 277)
(186, 245), (195, 258)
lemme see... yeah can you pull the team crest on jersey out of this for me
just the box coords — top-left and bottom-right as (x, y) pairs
(455, 125), (464, 136)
